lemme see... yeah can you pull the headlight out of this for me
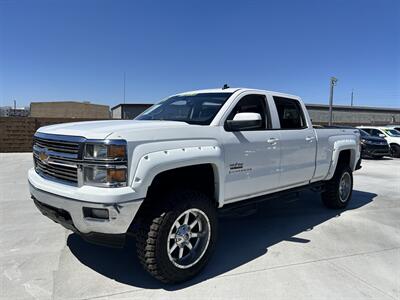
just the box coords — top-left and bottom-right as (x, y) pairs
(82, 140), (128, 187)
(84, 142), (127, 161)
(83, 165), (127, 187)
(361, 139), (372, 145)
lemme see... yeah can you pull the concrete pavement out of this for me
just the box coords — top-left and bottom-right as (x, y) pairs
(1, 153), (399, 299)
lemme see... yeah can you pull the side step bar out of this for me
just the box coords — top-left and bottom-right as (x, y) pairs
(219, 181), (325, 213)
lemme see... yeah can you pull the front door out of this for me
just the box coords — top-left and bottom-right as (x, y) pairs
(222, 93), (281, 202)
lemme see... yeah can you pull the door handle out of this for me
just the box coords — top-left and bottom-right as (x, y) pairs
(305, 136), (315, 142)
(267, 138), (279, 144)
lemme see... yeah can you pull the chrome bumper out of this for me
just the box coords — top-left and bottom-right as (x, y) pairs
(29, 181), (143, 235)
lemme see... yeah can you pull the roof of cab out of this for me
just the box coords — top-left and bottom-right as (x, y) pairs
(177, 87), (301, 100)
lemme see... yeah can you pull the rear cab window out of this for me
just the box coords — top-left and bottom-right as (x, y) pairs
(273, 96), (307, 129)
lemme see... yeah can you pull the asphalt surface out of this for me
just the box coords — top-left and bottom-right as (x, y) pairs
(1, 153), (399, 300)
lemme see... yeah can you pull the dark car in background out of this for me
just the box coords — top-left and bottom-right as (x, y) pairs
(359, 129), (391, 159)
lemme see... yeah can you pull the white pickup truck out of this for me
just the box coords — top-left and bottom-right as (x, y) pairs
(28, 88), (361, 283)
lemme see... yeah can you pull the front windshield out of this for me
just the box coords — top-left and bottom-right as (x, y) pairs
(136, 92), (233, 125)
(383, 129), (400, 137)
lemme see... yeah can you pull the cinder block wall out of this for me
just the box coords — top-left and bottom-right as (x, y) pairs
(0, 117), (105, 152)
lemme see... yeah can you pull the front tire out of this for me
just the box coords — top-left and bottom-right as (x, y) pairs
(391, 144), (400, 158)
(322, 165), (353, 209)
(135, 190), (218, 283)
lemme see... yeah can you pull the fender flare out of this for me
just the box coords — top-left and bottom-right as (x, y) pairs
(325, 139), (359, 180)
(130, 146), (225, 207)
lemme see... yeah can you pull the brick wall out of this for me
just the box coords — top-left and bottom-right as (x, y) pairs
(0, 117), (105, 152)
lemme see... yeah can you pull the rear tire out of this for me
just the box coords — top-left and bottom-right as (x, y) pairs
(322, 165), (353, 209)
(391, 144), (400, 158)
(135, 189), (218, 284)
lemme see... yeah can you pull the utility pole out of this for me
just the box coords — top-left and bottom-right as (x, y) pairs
(123, 72), (126, 104)
(351, 89), (354, 106)
(328, 77), (338, 126)
(13, 99), (16, 116)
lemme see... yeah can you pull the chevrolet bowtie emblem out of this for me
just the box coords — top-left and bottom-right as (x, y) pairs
(39, 148), (49, 164)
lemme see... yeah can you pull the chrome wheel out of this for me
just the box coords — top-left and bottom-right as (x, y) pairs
(339, 172), (351, 202)
(167, 208), (211, 269)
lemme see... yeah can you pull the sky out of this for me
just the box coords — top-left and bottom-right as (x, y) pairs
(0, 0), (399, 108)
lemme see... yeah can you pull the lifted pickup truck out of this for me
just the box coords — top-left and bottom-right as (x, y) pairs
(29, 88), (361, 283)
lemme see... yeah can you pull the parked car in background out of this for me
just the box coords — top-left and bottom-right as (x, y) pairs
(357, 126), (400, 157)
(385, 125), (400, 132)
(358, 129), (390, 159)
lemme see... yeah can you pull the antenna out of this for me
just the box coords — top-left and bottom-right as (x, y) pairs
(222, 84), (229, 90)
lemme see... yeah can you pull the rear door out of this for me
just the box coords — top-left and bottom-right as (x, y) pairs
(272, 96), (317, 188)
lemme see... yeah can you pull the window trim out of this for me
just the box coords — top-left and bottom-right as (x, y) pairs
(223, 93), (272, 132)
(273, 96), (308, 130)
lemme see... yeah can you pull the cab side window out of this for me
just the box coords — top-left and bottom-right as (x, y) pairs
(370, 129), (384, 137)
(226, 94), (268, 130)
(273, 97), (307, 129)
(362, 128), (372, 134)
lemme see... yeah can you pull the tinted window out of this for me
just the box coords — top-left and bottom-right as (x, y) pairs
(136, 93), (232, 125)
(370, 129), (384, 137)
(359, 129), (370, 137)
(362, 128), (372, 134)
(226, 94), (268, 130)
(273, 97), (306, 129)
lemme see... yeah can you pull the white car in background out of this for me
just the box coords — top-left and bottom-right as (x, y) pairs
(357, 126), (400, 157)
(385, 125), (400, 132)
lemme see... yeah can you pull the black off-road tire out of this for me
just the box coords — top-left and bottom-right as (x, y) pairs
(390, 144), (400, 158)
(135, 190), (218, 284)
(322, 165), (353, 209)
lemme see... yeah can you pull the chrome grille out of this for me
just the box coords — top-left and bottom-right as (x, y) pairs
(34, 155), (78, 183)
(33, 133), (84, 184)
(34, 138), (80, 154)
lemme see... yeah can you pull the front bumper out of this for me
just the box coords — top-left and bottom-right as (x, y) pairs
(29, 168), (144, 246)
(361, 144), (391, 157)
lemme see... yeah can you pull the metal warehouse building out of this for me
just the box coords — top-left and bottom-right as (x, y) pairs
(306, 104), (400, 126)
(111, 103), (152, 119)
(111, 102), (400, 126)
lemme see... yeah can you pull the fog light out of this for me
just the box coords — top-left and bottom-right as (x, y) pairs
(83, 207), (109, 220)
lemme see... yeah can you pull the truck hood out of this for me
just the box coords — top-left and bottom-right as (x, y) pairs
(37, 120), (191, 139)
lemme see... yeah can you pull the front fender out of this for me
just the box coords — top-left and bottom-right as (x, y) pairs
(130, 146), (225, 206)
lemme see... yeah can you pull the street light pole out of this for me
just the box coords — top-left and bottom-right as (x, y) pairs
(328, 77), (338, 126)
(351, 89), (354, 106)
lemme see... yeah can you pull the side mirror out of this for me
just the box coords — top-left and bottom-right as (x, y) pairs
(379, 133), (386, 138)
(225, 112), (262, 131)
